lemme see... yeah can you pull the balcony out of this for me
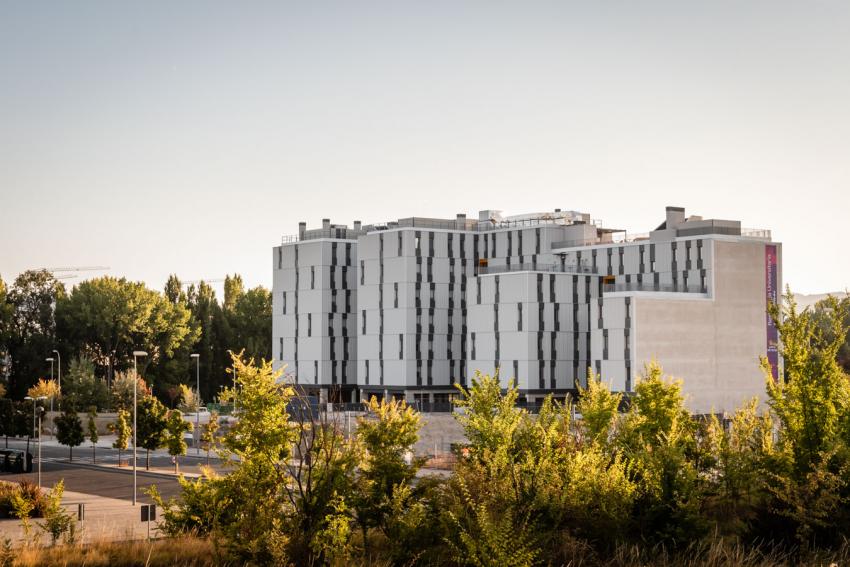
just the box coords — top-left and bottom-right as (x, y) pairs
(476, 263), (598, 276)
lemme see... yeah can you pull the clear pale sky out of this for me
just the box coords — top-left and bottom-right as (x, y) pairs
(1, 1), (848, 295)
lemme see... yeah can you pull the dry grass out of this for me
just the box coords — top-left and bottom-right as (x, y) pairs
(3, 534), (848, 566)
(5, 536), (228, 567)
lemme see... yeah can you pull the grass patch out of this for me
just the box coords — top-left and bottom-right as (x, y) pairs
(6, 536), (223, 567)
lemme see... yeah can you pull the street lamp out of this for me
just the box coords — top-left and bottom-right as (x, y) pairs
(190, 353), (200, 455)
(132, 350), (147, 506)
(52, 350), (61, 411)
(45, 357), (55, 413)
(24, 395), (47, 488)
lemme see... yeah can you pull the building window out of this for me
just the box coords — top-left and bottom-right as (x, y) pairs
(517, 303), (523, 331)
(277, 248), (282, 269)
(307, 313), (312, 337)
(279, 337), (283, 360)
(394, 282), (399, 308)
(360, 260), (365, 285)
(282, 292), (286, 314)
(362, 310), (366, 335)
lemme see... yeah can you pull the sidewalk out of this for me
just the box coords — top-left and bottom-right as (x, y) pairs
(0, 489), (164, 546)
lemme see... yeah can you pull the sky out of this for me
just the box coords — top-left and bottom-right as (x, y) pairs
(1, 1), (848, 296)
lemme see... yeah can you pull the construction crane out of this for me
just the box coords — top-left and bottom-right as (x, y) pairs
(40, 266), (110, 273)
(181, 279), (225, 286)
(34, 266), (111, 280)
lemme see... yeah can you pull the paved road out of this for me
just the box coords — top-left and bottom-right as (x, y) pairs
(1, 455), (187, 503)
(2, 437), (225, 481)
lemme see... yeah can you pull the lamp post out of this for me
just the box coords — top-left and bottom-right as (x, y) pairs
(36, 405), (45, 488)
(52, 350), (61, 411)
(190, 353), (200, 455)
(45, 357), (55, 413)
(132, 350), (147, 506)
(24, 396), (47, 487)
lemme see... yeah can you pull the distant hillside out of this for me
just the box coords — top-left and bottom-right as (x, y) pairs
(794, 292), (848, 310)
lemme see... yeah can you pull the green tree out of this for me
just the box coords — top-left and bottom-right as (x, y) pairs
(616, 362), (705, 546)
(200, 411), (220, 465)
(763, 291), (850, 547)
(5, 270), (65, 399)
(230, 286), (272, 361)
(109, 409), (131, 466)
(354, 396), (423, 555)
(55, 276), (198, 395)
(39, 480), (74, 545)
(62, 356), (109, 411)
(0, 276), (14, 376)
(165, 409), (192, 473)
(164, 274), (186, 305)
(87, 408), (99, 463)
(54, 409), (84, 461)
(223, 274), (244, 313)
(177, 384), (199, 413)
(577, 369), (622, 447)
(137, 395), (168, 470)
(110, 371), (148, 411)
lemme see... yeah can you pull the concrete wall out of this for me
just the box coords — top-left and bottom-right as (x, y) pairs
(631, 240), (780, 413)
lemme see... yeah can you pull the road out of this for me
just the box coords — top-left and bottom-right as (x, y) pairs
(1, 438), (227, 501)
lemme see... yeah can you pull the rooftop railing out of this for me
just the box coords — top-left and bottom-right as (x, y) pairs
(281, 228), (364, 244)
(741, 228), (772, 240)
(552, 232), (650, 249)
(603, 282), (707, 294)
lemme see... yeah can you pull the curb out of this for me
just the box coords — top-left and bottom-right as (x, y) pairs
(47, 459), (202, 480)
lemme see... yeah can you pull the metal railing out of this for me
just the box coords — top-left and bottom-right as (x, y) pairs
(477, 263), (598, 276)
(281, 228), (363, 244)
(741, 228), (772, 240)
(603, 282), (707, 294)
(552, 232), (650, 249)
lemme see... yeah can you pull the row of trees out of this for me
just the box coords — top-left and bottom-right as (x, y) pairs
(152, 293), (850, 565)
(0, 270), (271, 407)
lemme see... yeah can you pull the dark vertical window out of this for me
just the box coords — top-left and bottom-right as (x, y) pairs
(307, 313), (312, 337)
(362, 310), (366, 335)
(399, 334), (403, 359)
(282, 292), (286, 315)
(517, 303), (523, 331)
(394, 282), (399, 308)
(277, 248), (282, 269)
(279, 337), (283, 360)
(360, 260), (365, 285)
(398, 232), (403, 256)
(311, 266), (315, 289)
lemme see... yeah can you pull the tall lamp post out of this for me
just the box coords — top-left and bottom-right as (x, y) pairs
(52, 350), (61, 411)
(45, 357), (55, 412)
(24, 396), (47, 488)
(132, 350), (147, 506)
(190, 353), (200, 455)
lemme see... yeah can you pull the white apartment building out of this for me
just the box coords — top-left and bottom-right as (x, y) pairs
(272, 207), (780, 413)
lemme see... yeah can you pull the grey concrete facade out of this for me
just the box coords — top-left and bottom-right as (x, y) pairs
(273, 207), (781, 412)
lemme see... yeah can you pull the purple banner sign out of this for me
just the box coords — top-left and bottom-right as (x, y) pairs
(765, 245), (779, 381)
